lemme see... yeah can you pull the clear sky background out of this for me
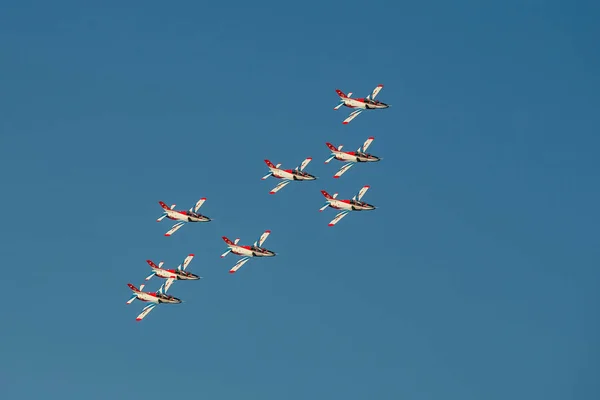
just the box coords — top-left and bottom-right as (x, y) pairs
(1, 1), (598, 399)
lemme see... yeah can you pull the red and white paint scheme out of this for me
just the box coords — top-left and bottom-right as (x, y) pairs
(262, 158), (317, 194)
(221, 230), (276, 273)
(145, 254), (200, 292)
(156, 198), (211, 236)
(333, 84), (390, 124)
(126, 282), (182, 321)
(325, 136), (381, 178)
(319, 185), (376, 227)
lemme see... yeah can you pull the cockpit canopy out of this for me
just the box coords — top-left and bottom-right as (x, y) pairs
(350, 199), (367, 206)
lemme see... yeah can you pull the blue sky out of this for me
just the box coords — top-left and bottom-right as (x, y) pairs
(1, 1), (598, 399)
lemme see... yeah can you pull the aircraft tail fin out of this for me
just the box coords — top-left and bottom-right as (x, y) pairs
(146, 260), (161, 269)
(158, 201), (171, 211)
(321, 190), (333, 200)
(127, 283), (139, 292)
(325, 142), (338, 152)
(335, 89), (347, 98)
(264, 159), (277, 169)
(222, 236), (235, 246)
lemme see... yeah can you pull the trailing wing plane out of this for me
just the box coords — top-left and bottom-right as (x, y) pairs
(262, 157), (317, 194)
(145, 253), (200, 292)
(220, 230), (276, 274)
(319, 185), (376, 226)
(126, 282), (182, 322)
(157, 198), (211, 236)
(325, 136), (381, 178)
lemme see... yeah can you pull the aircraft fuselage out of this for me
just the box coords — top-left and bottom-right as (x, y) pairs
(327, 198), (376, 211)
(342, 98), (389, 110)
(229, 245), (276, 257)
(166, 210), (210, 223)
(269, 168), (316, 181)
(152, 268), (199, 280)
(334, 151), (380, 163)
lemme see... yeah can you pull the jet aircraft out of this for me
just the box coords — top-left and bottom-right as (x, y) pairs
(145, 253), (200, 292)
(126, 282), (181, 321)
(333, 84), (389, 124)
(156, 198), (211, 236)
(319, 185), (376, 226)
(262, 158), (316, 194)
(221, 230), (276, 273)
(325, 136), (381, 178)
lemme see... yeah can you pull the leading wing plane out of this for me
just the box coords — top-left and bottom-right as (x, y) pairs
(179, 254), (194, 271)
(298, 157), (312, 171)
(370, 84), (383, 100)
(257, 230), (271, 247)
(354, 185), (370, 201)
(194, 198), (207, 212)
(360, 137), (374, 152)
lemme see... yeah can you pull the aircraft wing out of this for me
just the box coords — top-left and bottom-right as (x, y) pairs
(354, 185), (370, 201)
(270, 180), (291, 194)
(298, 157), (312, 171)
(371, 84), (383, 99)
(164, 278), (175, 293)
(342, 109), (363, 125)
(361, 137), (374, 152)
(328, 211), (350, 227)
(180, 254), (194, 271)
(229, 257), (250, 274)
(136, 303), (157, 321)
(334, 162), (354, 179)
(194, 198), (207, 212)
(258, 230), (271, 247)
(164, 221), (185, 237)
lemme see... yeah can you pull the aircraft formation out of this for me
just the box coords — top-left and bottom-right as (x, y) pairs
(126, 84), (389, 321)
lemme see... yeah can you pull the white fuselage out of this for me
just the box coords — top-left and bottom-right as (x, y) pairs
(167, 210), (188, 221)
(270, 168), (314, 181)
(153, 268), (177, 279)
(167, 210), (209, 223)
(136, 292), (160, 303)
(229, 245), (275, 257)
(328, 199), (374, 211)
(334, 152), (378, 163)
(343, 98), (388, 110)
(343, 98), (368, 109)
